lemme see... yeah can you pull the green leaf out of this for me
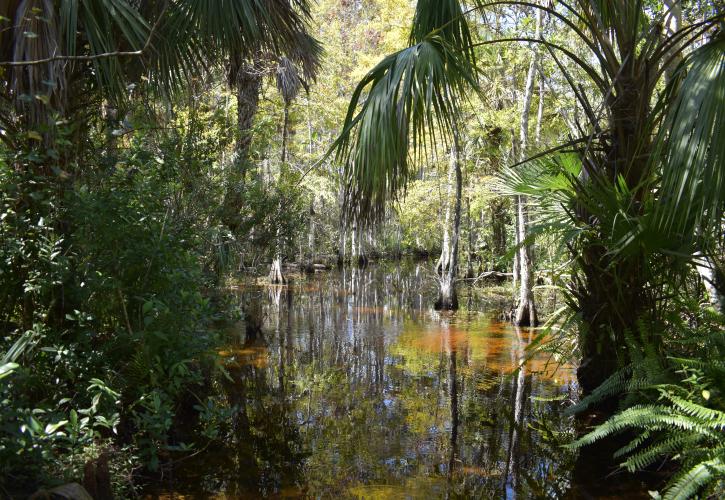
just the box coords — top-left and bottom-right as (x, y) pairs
(0, 362), (19, 380)
(45, 420), (69, 435)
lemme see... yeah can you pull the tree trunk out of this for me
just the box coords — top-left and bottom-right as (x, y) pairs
(307, 200), (316, 266)
(512, 6), (541, 327)
(466, 197), (475, 279)
(281, 103), (290, 163)
(490, 199), (507, 270)
(436, 151), (453, 276)
(231, 56), (263, 177)
(269, 255), (286, 284)
(222, 56), (262, 233)
(351, 219), (359, 266)
(435, 134), (462, 311)
(695, 253), (724, 314)
(514, 196), (538, 326)
(269, 201), (286, 284)
(663, 0), (683, 84)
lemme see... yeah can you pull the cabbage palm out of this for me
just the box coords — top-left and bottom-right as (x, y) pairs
(0, 0), (316, 145)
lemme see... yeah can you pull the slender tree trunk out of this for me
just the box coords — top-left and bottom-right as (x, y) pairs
(338, 183), (347, 266)
(663, 0), (683, 84)
(513, 5), (541, 327)
(695, 253), (724, 314)
(513, 193), (520, 288)
(338, 225), (347, 267)
(307, 200), (316, 266)
(306, 94), (314, 155)
(269, 201), (286, 284)
(351, 218), (358, 267)
(436, 152), (453, 275)
(514, 196), (538, 326)
(281, 103), (290, 163)
(436, 133), (462, 311)
(466, 197), (475, 279)
(536, 64), (545, 145)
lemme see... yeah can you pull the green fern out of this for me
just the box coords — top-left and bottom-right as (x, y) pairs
(664, 458), (725, 500)
(622, 434), (701, 473)
(666, 395), (725, 430)
(566, 364), (633, 414)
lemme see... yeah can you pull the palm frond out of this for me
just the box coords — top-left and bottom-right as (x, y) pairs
(410, 0), (475, 62)
(333, 36), (477, 223)
(653, 35), (725, 246)
(276, 56), (301, 105)
(331, 0), (480, 223)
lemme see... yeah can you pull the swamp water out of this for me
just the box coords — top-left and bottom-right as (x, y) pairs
(145, 263), (647, 499)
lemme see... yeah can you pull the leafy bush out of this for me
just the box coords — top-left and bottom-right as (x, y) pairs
(0, 131), (229, 493)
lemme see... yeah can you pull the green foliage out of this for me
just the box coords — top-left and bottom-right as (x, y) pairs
(396, 179), (444, 253)
(0, 108), (229, 493)
(654, 37), (725, 242)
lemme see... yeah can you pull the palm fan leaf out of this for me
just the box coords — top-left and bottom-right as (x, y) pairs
(333, 0), (479, 223)
(653, 35), (725, 246)
(333, 36), (478, 224)
(276, 56), (302, 105)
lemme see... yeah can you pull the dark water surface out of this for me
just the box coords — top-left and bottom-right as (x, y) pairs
(144, 263), (646, 499)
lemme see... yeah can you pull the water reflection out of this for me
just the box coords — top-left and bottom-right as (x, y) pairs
(148, 262), (581, 498)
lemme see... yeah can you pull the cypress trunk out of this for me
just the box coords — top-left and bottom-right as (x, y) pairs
(435, 135), (462, 311)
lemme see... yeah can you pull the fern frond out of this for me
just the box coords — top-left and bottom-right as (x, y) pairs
(613, 430), (652, 458)
(622, 434), (701, 473)
(570, 405), (665, 448)
(669, 357), (725, 375)
(571, 405), (718, 449)
(666, 395), (725, 430)
(663, 458), (725, 500)
(567, 365), (633, 415)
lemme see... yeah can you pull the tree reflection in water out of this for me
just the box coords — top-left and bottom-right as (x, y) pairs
(147, 262), (580, 498)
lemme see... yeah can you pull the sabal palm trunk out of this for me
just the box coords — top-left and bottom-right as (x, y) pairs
(232, 56), (263, 178)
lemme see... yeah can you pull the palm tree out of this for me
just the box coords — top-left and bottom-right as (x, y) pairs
(0, 0), (317, 146)
(0, 0), (321, 332)
(228, 30), (321, 178)
(332, 0), (724, 394)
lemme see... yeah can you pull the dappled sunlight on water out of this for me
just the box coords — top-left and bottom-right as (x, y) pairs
(144, 262), (645, 499)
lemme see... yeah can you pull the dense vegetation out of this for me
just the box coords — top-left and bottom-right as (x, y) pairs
(0, 0), (723, 498)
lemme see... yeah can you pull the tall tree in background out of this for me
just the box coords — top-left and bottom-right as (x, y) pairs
(435, 131), (463, 310)
(512, 3), (542, 327)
